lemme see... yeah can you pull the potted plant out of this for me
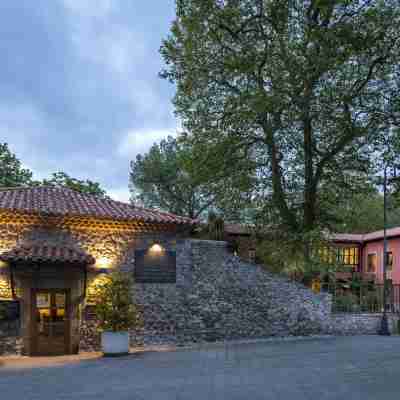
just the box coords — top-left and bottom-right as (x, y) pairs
(93, 271), (136, 356)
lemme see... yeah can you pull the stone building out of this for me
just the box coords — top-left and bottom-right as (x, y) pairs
(3, 186), (395, 357)
(0, 186), (194, 356)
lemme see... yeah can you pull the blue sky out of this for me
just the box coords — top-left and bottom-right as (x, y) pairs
(0, 0), (178, 202)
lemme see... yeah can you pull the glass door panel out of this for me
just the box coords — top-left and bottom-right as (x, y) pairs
(34, 290), (69, 355)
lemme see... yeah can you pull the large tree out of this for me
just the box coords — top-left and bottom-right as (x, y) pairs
(161, 0), (400, 237)
(0, 143), (34, 188)
(43, 172), (107, 198)
(130, 136), (250, 219)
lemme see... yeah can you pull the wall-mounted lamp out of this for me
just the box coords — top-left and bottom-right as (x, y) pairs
(149, 243), (164, 254)
(95, 257), (111, 272)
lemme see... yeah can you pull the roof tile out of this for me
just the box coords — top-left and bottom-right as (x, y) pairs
(0, 186), (196, 226)
(0, 244), (95, 265)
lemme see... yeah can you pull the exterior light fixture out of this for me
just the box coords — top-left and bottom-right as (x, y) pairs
(149, 243), (164, 254)
(96, 257), (111, 271)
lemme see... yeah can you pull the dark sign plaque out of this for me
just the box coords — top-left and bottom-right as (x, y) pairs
(135, 250), (176, 283)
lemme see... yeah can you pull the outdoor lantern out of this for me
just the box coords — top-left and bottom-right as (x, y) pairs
(149, 243), (164, 254)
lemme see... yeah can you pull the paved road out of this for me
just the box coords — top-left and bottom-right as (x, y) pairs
(1, 336), (400, 400)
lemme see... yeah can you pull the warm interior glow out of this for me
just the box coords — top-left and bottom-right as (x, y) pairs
(96, 257), (111, 269)
(0, 260), (8, 268)
(149, 243), (164, 254)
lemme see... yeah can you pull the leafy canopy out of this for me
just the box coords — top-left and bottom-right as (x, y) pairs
(43, 171), (108, 198)
(130, 135), (250, 219)
(161, 0), (400, 236)
(0, 143), (34, 187)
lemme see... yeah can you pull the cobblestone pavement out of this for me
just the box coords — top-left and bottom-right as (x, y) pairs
(1, 336), (400, 400)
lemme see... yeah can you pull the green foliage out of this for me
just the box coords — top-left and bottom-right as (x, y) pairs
(360, 291), (380, 313)
(161, 0), (400, 244)
(256, 229), (336, 279)
(0, 143), (34, 188)
(130, 136), (250, 219)
(206, 211), (225, 241)
(332, 190), (400, 233)
(42, 172), (107, 198)
(334, 293), (360, 313)
(93, 272), (137, 332)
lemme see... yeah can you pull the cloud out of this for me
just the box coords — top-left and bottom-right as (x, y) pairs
(118, 129), (177, 159)
(0, 1), (178, 200)
(60, 0), (115, 19)
(0, 102), (56, 177)
(107, 186), (131, 203)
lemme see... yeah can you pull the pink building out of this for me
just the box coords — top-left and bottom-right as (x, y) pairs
(332, 227), (400, 284)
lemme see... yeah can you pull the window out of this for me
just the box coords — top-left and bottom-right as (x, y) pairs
(320, 246), (359, 266)
(386, 252), (393, 271)
(134, 249), (176, 283)
(338, 247), (359, 266)
(367, 254), (377, 273)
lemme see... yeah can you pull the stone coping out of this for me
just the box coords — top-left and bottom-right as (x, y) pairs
(332, 313), (399, 317)
(189, 239), (228, 246)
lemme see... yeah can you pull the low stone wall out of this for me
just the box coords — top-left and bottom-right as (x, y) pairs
(328, 313), (400, 335)
(0, 320), (22, 356)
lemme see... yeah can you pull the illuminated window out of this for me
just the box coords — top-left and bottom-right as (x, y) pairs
(367, 254), (377, 273)
(319, 246), (359, 266)
(336, 247), (359, 266)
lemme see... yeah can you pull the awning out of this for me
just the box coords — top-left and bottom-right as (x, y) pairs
(0, 244), (95, 265)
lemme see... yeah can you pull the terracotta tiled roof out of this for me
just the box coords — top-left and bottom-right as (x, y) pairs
(0, 186), (196, 226)
(331, 227), (400, 244)
(0, 244), (95, 265)
(363, 227), (400, 242)
(329, 233), (364, 243)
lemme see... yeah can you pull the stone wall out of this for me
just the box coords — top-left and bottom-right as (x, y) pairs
(0, 320), (22, 355)
(327, 313), (400, 335)
(128, 240), (332, 346)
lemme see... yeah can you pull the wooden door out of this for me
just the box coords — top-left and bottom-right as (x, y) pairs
(31, 289), (70, 356)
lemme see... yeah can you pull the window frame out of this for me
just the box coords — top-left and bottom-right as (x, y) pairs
(386, 251), (394, 272)
(367, 253), (378, 273)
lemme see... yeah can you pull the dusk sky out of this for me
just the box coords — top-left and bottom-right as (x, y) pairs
(0, 0), (178, 202)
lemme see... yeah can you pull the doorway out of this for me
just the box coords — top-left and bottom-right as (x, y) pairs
(31, 289), (71, 356)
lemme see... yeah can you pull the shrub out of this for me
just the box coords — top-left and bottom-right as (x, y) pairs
(334, 293), (360, 312)
(93, 272), (137, 332)
(360, 291), (380, 313)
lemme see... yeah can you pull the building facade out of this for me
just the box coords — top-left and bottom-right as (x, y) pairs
(331, 228), (400, 284)
(0, 186), (194, 356)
